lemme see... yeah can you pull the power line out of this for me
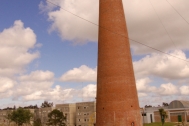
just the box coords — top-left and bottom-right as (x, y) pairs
(46, 0), (189, 63)
(165, 0), (189, 25)
(149, 0), (177, 49)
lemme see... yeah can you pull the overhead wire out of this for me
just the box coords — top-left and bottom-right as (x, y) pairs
(149, 0), (177, 49)
(46, 0), (189, 63)
(165, 0), (189, 25)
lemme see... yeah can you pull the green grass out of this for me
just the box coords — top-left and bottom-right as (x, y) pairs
(144, 122), (176, 126)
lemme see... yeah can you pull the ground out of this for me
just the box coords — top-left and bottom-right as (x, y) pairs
(144, 122), (185, 126)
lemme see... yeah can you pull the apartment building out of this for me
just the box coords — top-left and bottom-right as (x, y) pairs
(35, 107), (53, 125)
(56, 103), (76, 126)
(0, 106), (36, 126)
(76, 102), (96, 126)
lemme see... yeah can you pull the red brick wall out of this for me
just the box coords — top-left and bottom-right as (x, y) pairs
(96, 0), (142, 126)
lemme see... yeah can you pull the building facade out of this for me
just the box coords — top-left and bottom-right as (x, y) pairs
(56, 103), (76, 126)
(143, 100), (189, 124)
(35, 107), (53, 125)
(76, 102), (96, 126)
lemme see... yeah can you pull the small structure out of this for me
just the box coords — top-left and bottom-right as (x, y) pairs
(143, 106), (168, 123)
(168, 100), (189, 122)
(152, 100), (189, 123)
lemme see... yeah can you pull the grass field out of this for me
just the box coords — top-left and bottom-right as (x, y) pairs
(144, 122), (176, 126)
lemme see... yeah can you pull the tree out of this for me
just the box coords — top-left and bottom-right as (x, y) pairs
(144, 105), (152, 108)
(46, 109), (66, 126)
(162, 102), (169, 106)
(33, 118), (42, 126)
(41, 101), (53, 108)
(9, 107), (33, 126)
(159, 108), (168, 126)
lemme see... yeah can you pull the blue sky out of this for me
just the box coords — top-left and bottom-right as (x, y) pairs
(0, 0), (189, 108)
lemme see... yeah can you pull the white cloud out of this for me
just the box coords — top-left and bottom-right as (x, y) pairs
(22, 85), (75, 102)
(41, 0), (189, 53)
(134, 50), (189, 80)
(138, 93), (147, 97)
(13, 70), (54, 99)
(60, 65), (97, 82)
(82, 84), (96, 98)
(157, 83), (178, 95)
(180, 86), (189, 95)
(16, 78), (97, 102)
(9, 70), (76, 102)
(136, 77), (156, 92)
(0, 20), (39, 77)
(123, 0), (189, 54)
(19, 70), (54, 81)
(22, 83), (96, 102)
(136, 78), (179, 96)
(41, 0), (98, 44)
(0, 77), (15, 93)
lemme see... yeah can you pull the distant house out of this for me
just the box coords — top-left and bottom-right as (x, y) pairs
(142, 100), (189, 124)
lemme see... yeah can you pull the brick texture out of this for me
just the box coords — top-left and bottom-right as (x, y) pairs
(96, 0), (142, 126)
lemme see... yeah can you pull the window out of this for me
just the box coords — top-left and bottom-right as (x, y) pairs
(84, 119), (87, 122)
(78, 107), (79, 109)
(78, 119), (80, 121)
(142, 113), (146, 116)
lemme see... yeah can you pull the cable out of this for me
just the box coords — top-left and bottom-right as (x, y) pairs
(46, 0), (189, 63)
(149, 0), (177, 49)
(165, 0), (189, 25)
(46, 0), (97, 26)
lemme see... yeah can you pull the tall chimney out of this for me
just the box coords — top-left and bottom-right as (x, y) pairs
(96, 0), (142, 125)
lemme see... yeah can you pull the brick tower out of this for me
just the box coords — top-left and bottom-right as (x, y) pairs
(96, 0), (142, 126)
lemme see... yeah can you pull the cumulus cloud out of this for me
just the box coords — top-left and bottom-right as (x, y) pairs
(19, 70), (54, 81)
(13, 70), (54, 99)
(123, 0), (189, 54)
(138, 93), (147, 97)
(22, 85), (75, 102)
(134, 50), (189, 80)
(40, 0), (98, 44)
(41, 0), (189, 53)
(60, 65), (97, 82)
(180, 86), (189, 95)
(136, 78), (179, 96)
(10, 70), (73, 102)
(82, 84), (96, 98)
(0, 20), (39, 77)
(157, 83), (179, 95)
(22, 83), (96, 103)
(0, 77), (15, 93)
(136, 78), (156, 92)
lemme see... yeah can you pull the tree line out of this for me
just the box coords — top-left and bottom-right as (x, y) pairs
(4, 101), (67, 126)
